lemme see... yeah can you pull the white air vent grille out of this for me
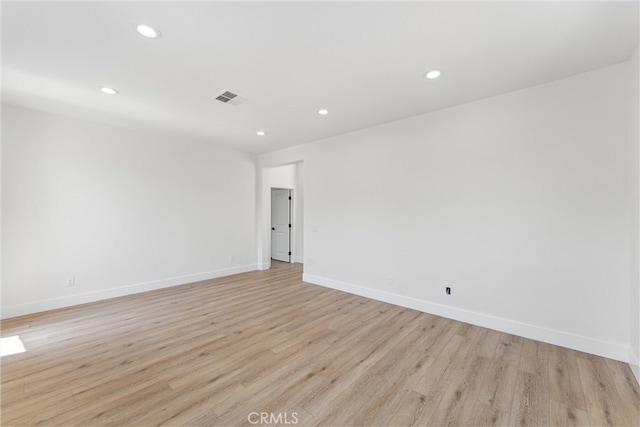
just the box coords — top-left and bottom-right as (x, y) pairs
(216, 91), (238, 103)
(215, 91), (247, 106)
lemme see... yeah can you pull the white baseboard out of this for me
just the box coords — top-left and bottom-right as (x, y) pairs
(303, 273), (629, 363)
(630, 347), (640, 385)
(258, 262), (271, 271)
(2, 264), (258, 319)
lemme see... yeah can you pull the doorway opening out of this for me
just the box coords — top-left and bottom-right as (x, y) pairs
(260, 161), (303, 270)
(271, 188), (292, 263)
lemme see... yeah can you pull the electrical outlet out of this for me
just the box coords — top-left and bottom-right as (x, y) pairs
(228, 255), (235, 264)
(387, 276), (393, 285)
(445, 287), (451, 295)
(67, 277), (75, 287)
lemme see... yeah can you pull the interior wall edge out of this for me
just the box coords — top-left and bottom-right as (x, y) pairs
(303, 273), (629, 363)
(1, 264), (258, 320)
(259, 262), (271, 271)
(630, 347), (640, 385)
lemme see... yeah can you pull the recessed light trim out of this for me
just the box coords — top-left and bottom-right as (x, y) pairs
(136, 24), (161, 39)
(100, 87), (119, 95)
(318, 109), (329, 115)
(257, 131), (266, 136)
(425, 69), (442, 80)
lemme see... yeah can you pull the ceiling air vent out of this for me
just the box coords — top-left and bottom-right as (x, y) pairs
(215, 91), (247, 106)
(216, 91), (237, 103)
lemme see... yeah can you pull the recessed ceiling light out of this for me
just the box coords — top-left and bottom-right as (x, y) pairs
(100, 87), (119, 95)
(257, 131), (266, 136)
(136, 24), (161, 39)
(425, 69), (442, 80)
(318, 109), (329, 115)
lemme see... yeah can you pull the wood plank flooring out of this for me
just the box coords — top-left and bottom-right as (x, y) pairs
(1, 262), (638, 426)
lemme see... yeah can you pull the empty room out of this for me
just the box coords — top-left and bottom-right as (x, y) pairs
(1, 1), (639, 426)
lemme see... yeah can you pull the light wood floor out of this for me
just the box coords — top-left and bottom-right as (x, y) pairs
(1, 262), (638, 426)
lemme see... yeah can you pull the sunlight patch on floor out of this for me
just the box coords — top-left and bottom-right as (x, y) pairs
(1, 335), (26, 356)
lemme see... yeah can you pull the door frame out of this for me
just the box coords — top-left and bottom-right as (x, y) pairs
(258, 156), (304, 270)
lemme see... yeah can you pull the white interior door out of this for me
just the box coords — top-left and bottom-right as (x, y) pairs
(271, 188), (291, 262)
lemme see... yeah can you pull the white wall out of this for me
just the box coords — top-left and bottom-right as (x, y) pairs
(265, 164), (296, 189)
(2, 105), (257, 318)
(303, 60), (634, 362)
(629, 44), (640, 382)
(294, 163), (304, 264)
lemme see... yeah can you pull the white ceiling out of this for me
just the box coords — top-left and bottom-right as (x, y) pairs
(2, 1), (638, 154)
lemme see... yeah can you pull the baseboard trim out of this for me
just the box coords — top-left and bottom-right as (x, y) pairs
(258, 262), (271, 271)
(630, 347), (640, 385)
(2, 264), (258, 320)
(303, 273), (628, 363)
